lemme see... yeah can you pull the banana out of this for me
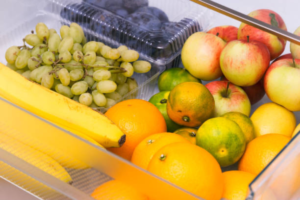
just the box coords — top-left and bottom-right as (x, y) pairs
(0, 63), (125, 148)
(0, 131), (72, 183)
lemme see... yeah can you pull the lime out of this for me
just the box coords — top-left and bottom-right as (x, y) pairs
(222, 112), (255, 144)
(158, 68), (201, 91)
(174, 128), (197, 144)
(196, 117), (246, 167)
(149, 91), (182, 132)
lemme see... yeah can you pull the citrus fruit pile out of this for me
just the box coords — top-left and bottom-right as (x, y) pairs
(97, 8), (300, 200)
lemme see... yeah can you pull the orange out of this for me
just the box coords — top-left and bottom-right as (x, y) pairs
(174, 128), (198, 144)
(222, 112), (255, 143)
(147, 142), (224, 200)
(131, 132), (189, 169)
(91, 180), (148, 200)
(250, 102), (296, 137)
(167, 82), (214, 127)
(222, 170), (256, 200)
(105, 99), (167, 160)
(238, 134), (290, 175)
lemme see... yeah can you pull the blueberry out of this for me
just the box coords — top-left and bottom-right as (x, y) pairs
(123, 0), (148, 13)
(127, 12), (161, 31)
(106, 5), (129, 17)
(105, 0), (123, 8)
(135, 7), (169, 22)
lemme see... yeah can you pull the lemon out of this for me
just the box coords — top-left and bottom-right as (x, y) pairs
(292, 124), (300, 138)
(250, 102), (296, 137)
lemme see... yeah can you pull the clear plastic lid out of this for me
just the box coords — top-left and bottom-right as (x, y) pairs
(44, 0), (213, 65)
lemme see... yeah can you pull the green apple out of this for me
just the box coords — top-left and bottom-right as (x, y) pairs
(149, 91), (182, 132)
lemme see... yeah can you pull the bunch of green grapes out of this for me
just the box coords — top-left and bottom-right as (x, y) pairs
(5, 22), (152, 110)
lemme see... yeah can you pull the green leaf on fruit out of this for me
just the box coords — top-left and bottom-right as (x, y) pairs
(269, 13), (279, 28)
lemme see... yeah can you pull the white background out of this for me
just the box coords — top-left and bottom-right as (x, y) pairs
(0, 0), (299, 199)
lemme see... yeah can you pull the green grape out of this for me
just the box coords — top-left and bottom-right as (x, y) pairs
(70, 69), (84, 81)
(15, 49), (31, 69)
(71, 81), (88, 95)
(103, 49), (120, 60)
(73, 50), (83, 62)
(59, 51), (72, 63)
(91, 81), (98, 90)
(41, 73), (54, 89)
(117, 45), (128, 54)
(115, 74), (127, 84)
(83, 41), (99, 54)
(64, 60), (83, 71)
(21, 70), (31, 80)
(105, 58), (115, 66)
(105, 91), (122, 101)
(93, 69), (111, 81)
(89, 102), (98, 108)
(109, 73), (117, 82)
(127, 78), (138, 98)
(58, 68), (70, 86)
(69, 26), (83, 44)
(58, 36), (74, 53)
(82, 36), (87, 45)
(30, 66), (52, 83)
(113, 61), (120, 67)
(91, 60), (109, 71)
(133, 61), (151, 73)
(87, 68), (94, 77)
(84, 76), (95, 88)
(52, 78), (61, 90)
(48, 33), (61, 53)
(28, 56), (40, 71)
(36, 22), (50, 41)
(96, 56), (106, 62)
(5, 46), (20, 64)
(83, 51), (96, 65)
(72, 95), (80, 102)
(100, 45), (112, 57)
(42, 51), (55, 65)
(71, 43), (83, 54)
(31, 44), (47, 57)
(15, 69), (27, 74)
(49, 28), (57, 37)
(60, 25), (70, 39)
(55, 84), (74, 98)
(97, 42), (104, 51)
(116, 83), (129, 96)
(25, 34), (42, 46)
(121, 50), (139, 62)
(97, 80), (117, 93)
(70, 23), (85, 43)
(79, 93), (93, 106)
(105, 98), (116, 108)
(92, 90), (107, 107)
(6, 63), (17, 71)
(120, 62), (134, 77)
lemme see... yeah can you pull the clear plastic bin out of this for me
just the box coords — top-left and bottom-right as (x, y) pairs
(0, 0), (299, 200)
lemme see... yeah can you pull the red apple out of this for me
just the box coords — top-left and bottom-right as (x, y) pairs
(220, 39), (270, 87)
(207, 25), (238, 42)
(238, 9), (287, 60)
(181, 32), (226, 81)
(264, 58), (300, 111)
(290, 26), (300, 59)
(205, 81), (251, 117)
(272, 53), (293, 64)
(221, 76), (265, 105)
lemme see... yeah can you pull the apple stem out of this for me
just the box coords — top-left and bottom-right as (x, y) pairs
(216, 32), (219, 37)
(293, 58), (296, 67)
(226, 81), (230, 97)
(247, 35), (250, 42)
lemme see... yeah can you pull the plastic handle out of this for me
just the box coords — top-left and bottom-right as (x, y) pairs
(190, 0), (300, 45)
